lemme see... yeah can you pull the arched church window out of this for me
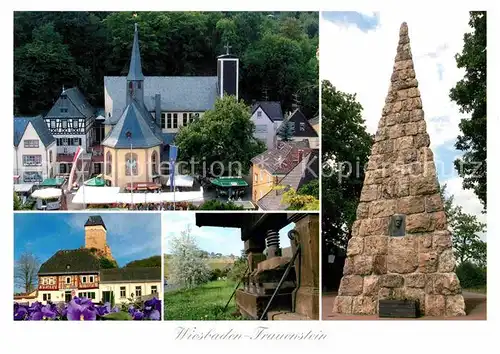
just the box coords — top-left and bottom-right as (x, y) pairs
(106, 151), (112, 175)
(129, 81), (133, 95)
(125, 152), (138, 176)
(151, 151), (158, 175)
(138, 82), (142, 89)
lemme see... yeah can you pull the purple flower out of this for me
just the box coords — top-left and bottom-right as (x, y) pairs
(111, 305), (120, 313)
(96, 303), (111, 317)
(131, 310), (144, 320)
(29, 305), (57, 320)
(144, 297), (161, 313)
(66, 298), (96, 321)
(14, 303), (28, 321)
(147, 309), (161, 320)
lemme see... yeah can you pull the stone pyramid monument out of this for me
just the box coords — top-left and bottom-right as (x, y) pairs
(332, 23), (466, 317)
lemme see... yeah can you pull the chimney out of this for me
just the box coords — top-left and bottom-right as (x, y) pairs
(155, 94), (161, 128)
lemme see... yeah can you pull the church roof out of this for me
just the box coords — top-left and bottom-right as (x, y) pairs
(45, 87), (95, 119)
(14, 115), (55, 147)
(84, 215), (106, 230)
(101, 100), (163, 149)
(104, 76), (218, 113)
(127, 23), (145, 81)
(38, 249), (100, 275)
(251, 101), (284, 121)
(100, 267), (161, 283)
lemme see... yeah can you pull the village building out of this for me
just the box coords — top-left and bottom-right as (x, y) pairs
(250, 140), (318, 210)
(100, 24), (239, 189)
(13, 115), (57, 184)
(309, 115), (319, 134)
(278, 109), (319, 149)
(34, 215), (161, 304)
(250, 101), (284, 150)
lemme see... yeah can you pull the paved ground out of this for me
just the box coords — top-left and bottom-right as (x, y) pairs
(322, 291), (486, 320)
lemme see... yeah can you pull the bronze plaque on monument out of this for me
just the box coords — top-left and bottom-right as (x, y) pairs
(389, 214), (406, 237)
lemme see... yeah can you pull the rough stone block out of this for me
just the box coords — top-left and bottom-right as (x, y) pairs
(404, 287), (426, 313)
(418, 252), (439, 273)
(405, 273), (426, 288)
(387, 237), (418, 273)
(416, 233), (433, 252)
(432, 211), (447, 230)
(433, 230), (453, 253)
(425, 194), (444, 212)
(417, 147), (434, 162)
(343, 257), (354, 275)
(388, 125), (405, 139)
(373, 255), (387, 275)
(338, 275), (364, 296)
(416, 120), (427, 134)
(356, 202), (370, 219)
(351, 255), (374, 275)
(410, 109), (425, 122)
(364, 236), (389, 255)
(360, 184), (380, 202)
(352, 296), (377, 315)
(433, 273), (461, 295)
(333, 296), (353, 314)
(397, 195), (425, 215)
(360, 218), (390, 236)
(406, 212), (434, 233)
(351, 220), (362, 237)
(380, 274), (404, 288)
(397, 149), (418, 164)
(425, 294), (445, 316)
(409, 175), (439, 196)
(394, 136), (413, 150)
(438, 249), (456, 272)
(369, 200), (397, 218)
(363, 275), (380, 296)
(414, 133), (430, 148)
(445, 295), (466, 316)
(346, 237), (364, 256)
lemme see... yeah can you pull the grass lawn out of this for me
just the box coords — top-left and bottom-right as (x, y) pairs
(164, 279), (244, 320)
(464, 286), (487, 294)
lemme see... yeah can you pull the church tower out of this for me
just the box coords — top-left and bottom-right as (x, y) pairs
(217, 43), (239, 100)
(84, 215), (114, 260)
(126, 23), (145, 106)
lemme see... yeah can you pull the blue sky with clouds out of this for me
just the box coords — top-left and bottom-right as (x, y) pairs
(163, 213), (295, 255)
(14, 213), (162, 268)
(320, 11), (485, 236)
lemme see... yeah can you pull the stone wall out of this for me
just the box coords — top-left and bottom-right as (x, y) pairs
(333, 22), (466, 317)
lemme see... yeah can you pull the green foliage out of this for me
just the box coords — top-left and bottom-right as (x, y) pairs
(440, 184), (486, 266)
(101, 311), (133, 320)
(164, 280), (244, 320)
(14, 192), (23, 210)
(99, 257), (118, 269)
(175, 96), (266, 176)
(281, 187), (319, 210)
(14, 11), (318, 118)
(321, 80), (373, 253)
(125, 255), (162, 268)
(277, 121), (295, 141)
(297, 179), (319, 198)
(456, 261), (486, 289)
(198, 200), (244, 210)
(450, 12), (487, 209)
(227, 257), (248, 282)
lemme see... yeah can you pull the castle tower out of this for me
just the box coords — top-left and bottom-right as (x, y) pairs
(126, 23), (145, 106)
(333, 23), (466, 317)
(217, 42), (239, 100)
(84, 215), (114, 260)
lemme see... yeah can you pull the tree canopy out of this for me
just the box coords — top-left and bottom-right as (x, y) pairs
(450, 11), (487, 209)
(14, 11), (318, 118)
(321, 80), (373, 253)
(125, 255), (162, 268)
(175, 96), (266, 176)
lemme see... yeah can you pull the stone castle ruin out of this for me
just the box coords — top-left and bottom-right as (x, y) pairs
(332, 22), (466, 317)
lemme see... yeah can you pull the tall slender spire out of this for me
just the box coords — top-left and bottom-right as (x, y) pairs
(127, 23), (144, 81)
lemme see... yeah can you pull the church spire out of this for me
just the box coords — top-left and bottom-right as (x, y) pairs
(127, 23), (144, 81)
